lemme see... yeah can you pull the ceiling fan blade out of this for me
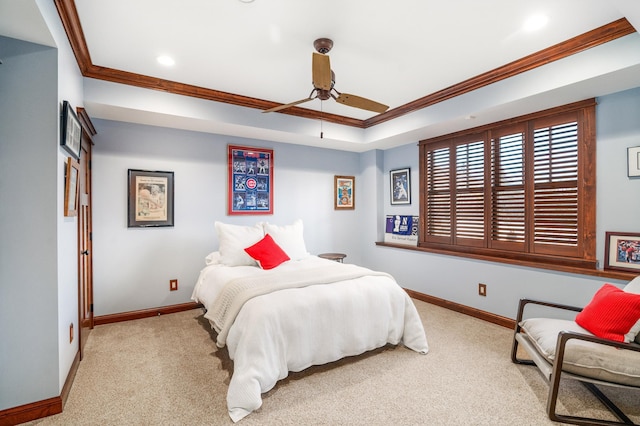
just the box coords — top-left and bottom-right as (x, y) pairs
(335, 92), (389, 113)
(312, 52), (332, 91)
(262, 97), (314, 113)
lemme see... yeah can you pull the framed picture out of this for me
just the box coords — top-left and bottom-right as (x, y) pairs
(628, 147), (640, 177)
(64, 157), (80, 217)
(228, 145), (273, 215)
(334, 175), (355, 210)
(390, 168), (411, 205)
(604, 231), (640, 272)
(61, 101), (82, 160)
(127, 169), (174, 227)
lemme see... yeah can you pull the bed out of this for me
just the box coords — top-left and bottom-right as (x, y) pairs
(191, 220), (429, 422)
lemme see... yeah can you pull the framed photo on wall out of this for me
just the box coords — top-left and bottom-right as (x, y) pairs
(127, 169), (174, 227)
(628, 146), (640, 177)
(390, 168), (411, 205)
(228, 145), (273, 215)
(604, 231), (640, 273)
(61, 100), (82, 160)
(64, 157), (80, 217)
(334, 175), (355, 210)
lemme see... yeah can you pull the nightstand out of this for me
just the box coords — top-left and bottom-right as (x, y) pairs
(318, 253), (347, 263)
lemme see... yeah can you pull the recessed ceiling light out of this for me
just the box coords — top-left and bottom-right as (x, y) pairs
(156, 55), (175, 66)
(523, 14), (549, 32)
(238, 0), (255, 3)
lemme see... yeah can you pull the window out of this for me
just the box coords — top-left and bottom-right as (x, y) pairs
(419, 100), (596, 269)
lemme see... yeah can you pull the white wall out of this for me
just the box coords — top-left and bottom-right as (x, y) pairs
(91, 120), (365, 315)
(366, 88), (640, 319)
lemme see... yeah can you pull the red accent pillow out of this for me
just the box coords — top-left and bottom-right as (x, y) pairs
(244, 234), (290, 270)
(575, 283), (640, 342)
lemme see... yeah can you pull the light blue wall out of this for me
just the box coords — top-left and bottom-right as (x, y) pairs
(2, 0), (638, 417)
(46, 0), (85, 393)
(0, 0), (85, 410)
(1, 37), (638, 413)
(366, 88), (640, 319)
(90, 120), (365, 315)
(0, 36), (60, 409)
(90, 87), (640, 321)
(358, 149), (385, 243)
(595, 87), (640, 256)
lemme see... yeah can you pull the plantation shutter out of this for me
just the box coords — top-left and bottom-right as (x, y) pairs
(419, 100), (595, 267)
(425, 144), (452, 243)
(455, 136), (486, 246)
(531, 114), (580, 257)
(490, 125), (526, 251)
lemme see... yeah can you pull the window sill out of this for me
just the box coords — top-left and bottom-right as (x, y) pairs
(375, 242), (637, 282)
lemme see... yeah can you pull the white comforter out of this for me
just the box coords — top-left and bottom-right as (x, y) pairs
(191, 256), (429, 422)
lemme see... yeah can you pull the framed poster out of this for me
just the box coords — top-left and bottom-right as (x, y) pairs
(228, 145), (273, 215)
(604, 231), (640, 273)
(127, 169), (174, 227)
(64, 157), (80, 217)
(628, 147), (640, 177)
(334, 175), (355, 210)
(384, 215), (419, 246)
(61, 100), (82, 160)
(390, 168), (411, 205)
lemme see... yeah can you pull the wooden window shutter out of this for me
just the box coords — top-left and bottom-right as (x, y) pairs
(531, 115), (580, 257)
(418, 99), (595, 267)
(455, 136), (486, 247)
(490, 125), (526, 252)
(425, 144), (452, 243)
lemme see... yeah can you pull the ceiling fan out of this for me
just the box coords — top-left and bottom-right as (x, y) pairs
(263, 38), (389, 114)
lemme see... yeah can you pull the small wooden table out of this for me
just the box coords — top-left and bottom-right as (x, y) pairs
(318, 252), (347, 263)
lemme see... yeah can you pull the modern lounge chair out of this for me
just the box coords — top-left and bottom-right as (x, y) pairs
(511, 277), (640, 425)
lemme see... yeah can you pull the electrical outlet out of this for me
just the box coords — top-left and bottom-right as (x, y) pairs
(170, 279), (178, 291)
(478, 283), (487, 297)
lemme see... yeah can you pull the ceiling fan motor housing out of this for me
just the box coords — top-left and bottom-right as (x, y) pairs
(317, 89), (331, 100)
(313, 38), (333, 54)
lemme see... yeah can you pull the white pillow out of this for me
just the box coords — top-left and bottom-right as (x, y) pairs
(624, 276), (640, 344)
(204, 251), (221, 265)
(624, 275), (640, 295)
(625, 319), (640, 344)
(215, 221), (264, 266)
(262, 219), (309, 261)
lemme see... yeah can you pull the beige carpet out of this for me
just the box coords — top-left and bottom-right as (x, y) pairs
(24, 300), (639, 425)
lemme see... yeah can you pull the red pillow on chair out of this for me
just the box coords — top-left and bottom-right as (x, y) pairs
(244, 234), (290, 270)
(575, 283), (640, 342)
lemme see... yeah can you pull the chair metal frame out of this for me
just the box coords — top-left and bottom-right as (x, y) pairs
(511, 298), (640, 426)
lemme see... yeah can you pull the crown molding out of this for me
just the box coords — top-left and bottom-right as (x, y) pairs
(53, 1), (635, 129)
